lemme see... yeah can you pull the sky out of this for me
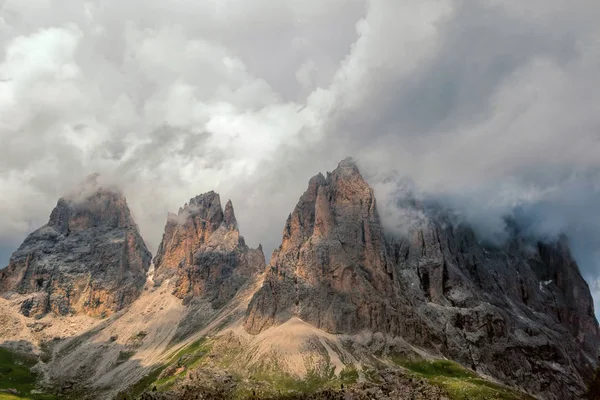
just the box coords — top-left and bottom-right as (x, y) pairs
(1, 0), (600, 310)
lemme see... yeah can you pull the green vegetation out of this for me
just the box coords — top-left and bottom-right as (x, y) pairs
(393, 358), (535, 400)
(116, 365), (166, 400)
(0, 394), (24, 400)
(0, 348), (56, 400)
(117, 337), (213, 398)
(339, 366), (358, 385)
(120, 335), (535, 400)
(171, 337), (211, 368)
(246, 368), (335, 394)
(399, 359), (478, 379)
(123, 334), (357, 399)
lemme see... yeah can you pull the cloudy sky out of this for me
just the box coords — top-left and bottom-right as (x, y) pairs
(1, 0), (600, 309)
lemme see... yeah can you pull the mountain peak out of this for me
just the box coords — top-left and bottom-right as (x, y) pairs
(331, 156), (365, 184)
(65, 172), (120, 201)
(153, 191), (264, 306)
(337, 156), (358, 169)
(244, 159), (600, 399)
(224, 199), (237, 229)
(48, 177), (133, 235)
(168, 191), (225, 230)
(245, 157), (391, 334)
(0, 174), (151, 318)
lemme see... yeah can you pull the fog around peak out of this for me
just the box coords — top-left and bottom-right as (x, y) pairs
(1, 0), (599, 310)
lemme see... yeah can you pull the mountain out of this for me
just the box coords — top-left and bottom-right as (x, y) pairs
(384, 207), (599, 398)
(0, 174), (151, 318)
(22, 192), (266, 399)
(0, 161), (598, 400)
(153, 191), (265, 308)
(244, 157), (399, 335)
(244, 157), (600, 399)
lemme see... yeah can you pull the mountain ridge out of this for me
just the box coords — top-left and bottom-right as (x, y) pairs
(0, 160), (598, 400)
(244, 157), (599, 399)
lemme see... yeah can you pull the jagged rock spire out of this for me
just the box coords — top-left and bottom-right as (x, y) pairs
(224, 199), (237, 229)
(153, 192), (264, 307)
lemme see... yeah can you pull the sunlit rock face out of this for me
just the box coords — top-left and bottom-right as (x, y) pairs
(153, 191), (265, 308)
(0, 174), (152, 318)
(244, 157), (400, 335)
(245, 157), (600, 400)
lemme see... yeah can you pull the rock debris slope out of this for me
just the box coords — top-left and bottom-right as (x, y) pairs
(153, 191), (265, 308)
(245, 157), (600, 400)
(0, 174), (152, 318)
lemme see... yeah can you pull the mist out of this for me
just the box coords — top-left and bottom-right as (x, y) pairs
(1, 0), (599, 311)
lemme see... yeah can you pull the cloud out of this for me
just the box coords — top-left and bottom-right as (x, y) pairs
(1, 0), (600, 311)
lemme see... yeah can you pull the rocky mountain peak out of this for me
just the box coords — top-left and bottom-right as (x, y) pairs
(180, 191), (224, 229)
(224, 199), (237, 229)
(244, 157), (600, 399)
(48, 176), (135, 235)
(245, 158), (396, 334)
(0, 176), (151, 318)
(335, 156), (359, 173)
(154, 192), (264, 308)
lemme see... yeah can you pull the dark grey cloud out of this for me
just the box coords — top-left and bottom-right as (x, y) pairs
(1, 0), (600, 311)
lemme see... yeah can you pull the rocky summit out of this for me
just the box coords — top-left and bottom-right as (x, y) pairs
(0, 174), (152, 318)
(244, 157), (399, 335)
(245, 157), (600, 400)
(153, 191), (265, 308)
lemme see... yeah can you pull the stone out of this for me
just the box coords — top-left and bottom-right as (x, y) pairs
(244, 157), (600, 400)
(245, 157), (400, 335)
(153, 191), (265, 308)
(0, 174), (152, 318)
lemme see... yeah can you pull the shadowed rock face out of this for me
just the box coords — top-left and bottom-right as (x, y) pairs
(0, 174), (152, 318)
(387, 212), (600, 399)
(245, 157), (600, 400)
(153, 191), (265, 308)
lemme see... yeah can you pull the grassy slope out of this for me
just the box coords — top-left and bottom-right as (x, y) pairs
(0, 348), (55, 400)
(393, 358), (536, 400)
(122, 333), (534, 400)
(116, 338), (213, 399)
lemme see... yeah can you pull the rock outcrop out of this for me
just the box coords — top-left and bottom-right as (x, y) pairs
(244, 157), (402, 335)
(387, 210), (600, 399)
(245, 157), (600, 400)
(153, 191), (265, 308)
(0, 174), (152, 318)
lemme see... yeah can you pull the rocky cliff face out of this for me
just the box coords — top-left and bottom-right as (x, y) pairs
(245, 158), (600, 399)
(244, 158), (402, 335)
(153, 191), (265, 308)
(387, 211), (599, 399)
(0, 174), (152, 318)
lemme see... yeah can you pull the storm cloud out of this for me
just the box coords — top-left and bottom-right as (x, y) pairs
(1, 1), (600, 309)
